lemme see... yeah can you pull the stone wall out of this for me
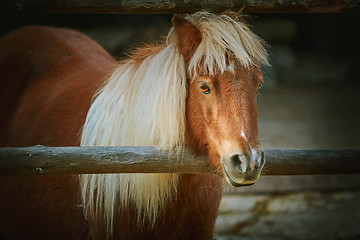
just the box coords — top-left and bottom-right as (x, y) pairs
(216, 191), (360, 240)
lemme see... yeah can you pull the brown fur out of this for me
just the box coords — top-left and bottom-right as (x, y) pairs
(0, 13), (264, 239)
(185, 63), (263, 171)
(0, 26), (221, 240)
(172, 14), (263, 170)
(0, 26), (115, 239)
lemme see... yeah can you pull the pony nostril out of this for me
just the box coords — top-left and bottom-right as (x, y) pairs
(223, 151), (264, 187)
(229, 154), (247, 173)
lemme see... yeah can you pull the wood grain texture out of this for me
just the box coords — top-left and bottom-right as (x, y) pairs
(0, 146), (359, 176)
(1, 0), (359, 14)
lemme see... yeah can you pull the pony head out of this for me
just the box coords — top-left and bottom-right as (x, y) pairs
(81, 12), (269, 235)
(171, 12), (268, 186)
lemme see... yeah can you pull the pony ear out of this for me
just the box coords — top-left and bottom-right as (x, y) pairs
(171, 14), (202, 60)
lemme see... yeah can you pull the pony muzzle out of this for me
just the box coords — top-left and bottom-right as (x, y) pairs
(221, 149), (266, 187)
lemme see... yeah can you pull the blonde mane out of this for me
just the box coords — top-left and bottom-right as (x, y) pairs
(80, 11), (268, 235)
(184, 12), (268, 76)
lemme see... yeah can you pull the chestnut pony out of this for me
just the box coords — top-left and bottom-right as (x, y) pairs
(0, 12), (268, 239)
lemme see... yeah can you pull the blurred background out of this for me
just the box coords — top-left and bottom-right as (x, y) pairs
(1, 12), (360, 240)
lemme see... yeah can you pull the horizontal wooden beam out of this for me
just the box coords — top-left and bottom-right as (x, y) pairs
(1, 0), (359, 14)
(0, 146), (359, 176)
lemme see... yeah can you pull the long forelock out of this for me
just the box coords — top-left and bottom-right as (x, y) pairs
(175, 12), (269, 77)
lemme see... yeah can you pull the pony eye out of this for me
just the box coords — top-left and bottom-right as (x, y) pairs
(257, 83), (263, 93)
(199, 83), (211, 94)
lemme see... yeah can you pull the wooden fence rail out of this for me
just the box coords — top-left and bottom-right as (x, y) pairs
(2, 0), (360, 14)
(0, 146), (359, 176)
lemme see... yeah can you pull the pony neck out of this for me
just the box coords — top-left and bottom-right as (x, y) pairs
(80, 42), (188, 234)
